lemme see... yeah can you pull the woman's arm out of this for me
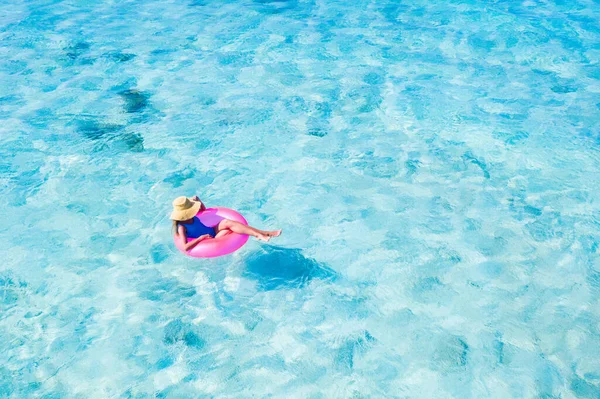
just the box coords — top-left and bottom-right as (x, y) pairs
(191, 195), (206, 211)
(177, 225), (212, 251)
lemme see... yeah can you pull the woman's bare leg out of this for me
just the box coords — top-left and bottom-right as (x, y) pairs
(216, 219), (281, 242)
(214, 229), (232, 239)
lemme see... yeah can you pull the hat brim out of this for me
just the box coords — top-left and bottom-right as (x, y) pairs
(170, 200), (202, 221)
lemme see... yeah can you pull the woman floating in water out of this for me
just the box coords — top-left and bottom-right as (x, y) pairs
(171, 196), (281, 251)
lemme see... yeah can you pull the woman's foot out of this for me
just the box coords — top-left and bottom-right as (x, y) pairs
(256, 234), (271, 242)
(255, 229), (281, 241)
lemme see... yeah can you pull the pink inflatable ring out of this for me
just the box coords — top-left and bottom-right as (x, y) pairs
(174, 207), (249, 258)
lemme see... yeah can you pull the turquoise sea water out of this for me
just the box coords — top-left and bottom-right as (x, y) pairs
(2, 0), (600, 397)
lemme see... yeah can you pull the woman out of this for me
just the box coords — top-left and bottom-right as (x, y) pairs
(171, 195), (281, 251)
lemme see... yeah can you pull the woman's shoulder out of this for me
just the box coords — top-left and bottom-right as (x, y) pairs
(177, 223), (187, 232)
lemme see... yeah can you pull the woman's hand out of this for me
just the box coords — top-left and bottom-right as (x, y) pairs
(183, 234), (212, 251)
(197, 234), (213, 242)
(191, 195), (206, 211)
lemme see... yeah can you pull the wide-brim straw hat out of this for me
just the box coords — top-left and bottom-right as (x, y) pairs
(170, 196), (201, 221)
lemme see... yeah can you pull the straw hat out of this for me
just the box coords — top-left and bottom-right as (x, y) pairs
(170, 196), (201, 221)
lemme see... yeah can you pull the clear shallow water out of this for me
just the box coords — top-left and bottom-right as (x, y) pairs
(1, 0), (600, 397)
